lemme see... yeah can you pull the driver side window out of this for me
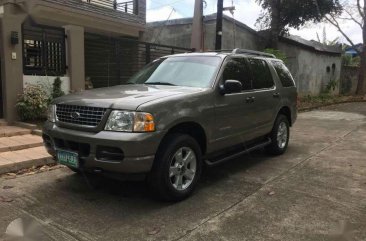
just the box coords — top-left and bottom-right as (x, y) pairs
(223, 58), (252, 91)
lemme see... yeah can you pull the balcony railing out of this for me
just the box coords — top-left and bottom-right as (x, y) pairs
(82, 0), (137, 15)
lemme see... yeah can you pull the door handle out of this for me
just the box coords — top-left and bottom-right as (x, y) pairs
(273, 92), (280, 98)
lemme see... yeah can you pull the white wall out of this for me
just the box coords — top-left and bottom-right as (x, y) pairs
(23, 75), (70, 94)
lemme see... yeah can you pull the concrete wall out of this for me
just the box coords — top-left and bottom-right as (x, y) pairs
(144, 23), (192, 48)
(221, 19), (264, 51)
(23, 75), (70, 94)
(143, 17), (263, 51)
(340, 66), (359, 95)
(278, 42), (342, 95)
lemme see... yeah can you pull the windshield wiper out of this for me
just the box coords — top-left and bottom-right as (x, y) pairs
(145, 82), (176, 86)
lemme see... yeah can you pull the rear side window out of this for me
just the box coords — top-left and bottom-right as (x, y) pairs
(248, 59), (274, 89)
(223, 58), (252, 91)
(272, 61), (295, 87)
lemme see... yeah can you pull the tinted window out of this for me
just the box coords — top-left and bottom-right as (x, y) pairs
(223, 58), (252, 91)
(248, 59), (274, 89)
(272, 61), (295, 87)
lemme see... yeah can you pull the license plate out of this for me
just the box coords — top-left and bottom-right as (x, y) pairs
(57, 150), (79, 168)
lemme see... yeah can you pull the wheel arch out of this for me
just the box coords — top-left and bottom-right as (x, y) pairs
(278, 106), (292, 126)
(159, 121), (207, 155)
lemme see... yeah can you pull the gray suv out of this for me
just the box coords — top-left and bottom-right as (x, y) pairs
(43, 49), (297, 201)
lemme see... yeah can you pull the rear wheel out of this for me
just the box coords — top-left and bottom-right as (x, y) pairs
(266, 114), (290, 155)
(148, 133), (202, 201)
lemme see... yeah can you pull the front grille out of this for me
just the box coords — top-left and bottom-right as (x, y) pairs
(56, 104), (107, 127)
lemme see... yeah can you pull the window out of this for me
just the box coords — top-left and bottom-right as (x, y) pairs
(223, 58), (252, 91)
(23, 22), (66, 76)
(271, 61), (295, 87)
(128, 56), (221, 88)
(248, 59), (274, 89)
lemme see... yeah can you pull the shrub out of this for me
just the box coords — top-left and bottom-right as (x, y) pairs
(52, 77), (65, 99)
(264, 48), (287, 63)
(16, 84), (50, 121)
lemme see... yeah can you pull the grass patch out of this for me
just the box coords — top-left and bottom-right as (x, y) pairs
(298, 94), (365, 111)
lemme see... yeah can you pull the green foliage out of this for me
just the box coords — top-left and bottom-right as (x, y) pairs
(52, 77), (65, 99)
(342, 55), (360, 66)
(264, 48), (287, 62)
(16, 84), (50, 121)
(256, 0), (342, 34)
(324, 79), (338, 93)
(316, 27), (339, 46)
(302, 93), (333, 103)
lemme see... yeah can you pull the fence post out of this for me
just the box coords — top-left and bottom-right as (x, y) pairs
(146, 44), (151, 64)
(133, 0), (139, 15)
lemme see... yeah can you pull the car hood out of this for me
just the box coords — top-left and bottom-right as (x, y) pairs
(54, 84), (206, 110)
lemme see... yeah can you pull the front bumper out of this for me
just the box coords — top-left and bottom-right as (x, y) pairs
(42, 121), (166, 174)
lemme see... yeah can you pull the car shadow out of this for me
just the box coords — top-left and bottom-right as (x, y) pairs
(50, 149), (270, 202)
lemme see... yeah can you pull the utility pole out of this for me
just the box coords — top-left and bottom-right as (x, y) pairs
(191, 0), (203, 51)
(215, 0), (223, 50)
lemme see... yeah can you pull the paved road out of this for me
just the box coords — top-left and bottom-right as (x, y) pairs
(1, 102), (366, 241)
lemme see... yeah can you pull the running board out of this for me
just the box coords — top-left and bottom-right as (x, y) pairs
(204, 138), (272, 167)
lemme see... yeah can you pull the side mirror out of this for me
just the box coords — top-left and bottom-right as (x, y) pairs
(220, 80), (242, 95)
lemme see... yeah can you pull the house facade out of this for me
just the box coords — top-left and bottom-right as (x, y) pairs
(0, 0), (146, 122)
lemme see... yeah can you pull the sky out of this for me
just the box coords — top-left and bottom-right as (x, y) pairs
(146, 0), (363, 44)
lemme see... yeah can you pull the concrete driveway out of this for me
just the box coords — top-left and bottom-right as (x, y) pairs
(1, 102), (366, 241)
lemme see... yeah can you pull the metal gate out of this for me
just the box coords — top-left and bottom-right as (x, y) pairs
(85, 33), (193, 88)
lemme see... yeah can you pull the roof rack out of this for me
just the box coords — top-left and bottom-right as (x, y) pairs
(231, 48), (276, 58)
(207, 49), (276, 58)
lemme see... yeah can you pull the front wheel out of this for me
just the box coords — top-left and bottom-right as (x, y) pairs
(147, 133), (202, 201)
(266, 114), (290, 155)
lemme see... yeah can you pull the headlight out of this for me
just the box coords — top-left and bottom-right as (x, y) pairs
(105, 111), (155, 132)
(47, 105), (56, 123)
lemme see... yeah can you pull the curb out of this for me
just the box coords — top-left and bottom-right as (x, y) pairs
(14, 121), (43, 136)
(0, 157), (55, 175)
(14, 121), (38, 130)
(298, 100), (366, 113)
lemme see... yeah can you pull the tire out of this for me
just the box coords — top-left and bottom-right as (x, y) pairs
(147, 133), (202, 201)
(266, 114), (290, 155)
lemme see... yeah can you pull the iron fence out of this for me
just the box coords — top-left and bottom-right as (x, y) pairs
(22, 21), (66, 76)
(85, 33), (193, 88)
(82, 0), (137, 14)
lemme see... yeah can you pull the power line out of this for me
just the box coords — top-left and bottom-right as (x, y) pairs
(147, 0), (187, 10)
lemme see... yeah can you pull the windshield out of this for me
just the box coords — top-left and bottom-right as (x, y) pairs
(127, 56), (221, 88)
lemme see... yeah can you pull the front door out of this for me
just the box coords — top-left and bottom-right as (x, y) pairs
(212, 57), (255, 151)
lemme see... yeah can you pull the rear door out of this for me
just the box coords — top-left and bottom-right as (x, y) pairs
(247, 58), (280, 137)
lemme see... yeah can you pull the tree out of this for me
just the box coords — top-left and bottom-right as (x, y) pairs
(324, 0), (366, 95)
(316, 26), (339, 45)
(256, 0), (342, 48)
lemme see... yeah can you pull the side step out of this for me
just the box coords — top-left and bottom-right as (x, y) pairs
(204, 138), (272, 167)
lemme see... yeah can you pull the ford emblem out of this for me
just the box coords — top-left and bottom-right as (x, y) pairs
(71, 112), (81, 119)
